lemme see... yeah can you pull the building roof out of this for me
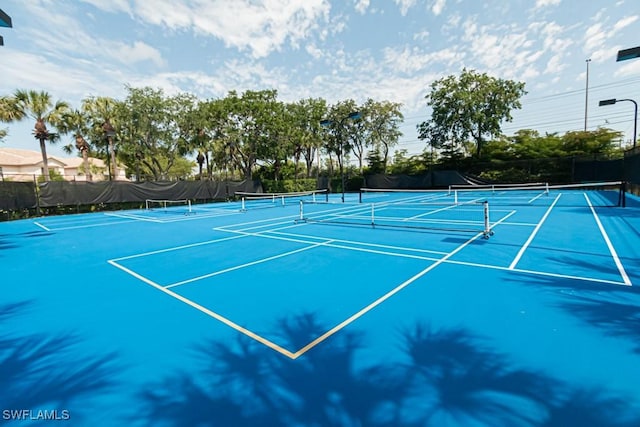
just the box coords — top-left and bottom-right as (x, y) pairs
(0, 147), (106, 168)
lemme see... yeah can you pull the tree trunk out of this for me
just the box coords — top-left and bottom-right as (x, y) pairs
(108, 136), (118, 180)
(82, 149), (92, 182)
(39, 138), (50, 182)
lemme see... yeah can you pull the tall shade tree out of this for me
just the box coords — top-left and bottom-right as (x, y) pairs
(418, 69), (526, 158)
(1, 90), (70, 181)
(291, 98), (328, 178)
(364, 99), (403, 172)
(322, 99), (361, 177)
(114, 87), (194, 180)
(225, 89), (282, 179)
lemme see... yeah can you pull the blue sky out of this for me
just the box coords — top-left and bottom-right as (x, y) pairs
(0, 0), (639, 158)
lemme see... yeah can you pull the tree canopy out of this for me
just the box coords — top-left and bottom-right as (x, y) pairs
(417, 68), (527, 159)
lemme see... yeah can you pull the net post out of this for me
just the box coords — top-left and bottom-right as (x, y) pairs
(187, 200), (192, 213)
(371, 203), (375, 227)
(454, 190), (458, 204)
(281, 195), (285, 206)
(621, 181), (627, 207)
(299, 200), (304, 221)
(447, 185), (452, 196)
(359, 189), (363, 204)
(545, 182), (549, 195)
(325, 190), (329, 202)
(483, 201), (491, 238)
(241, 197), (246, 211)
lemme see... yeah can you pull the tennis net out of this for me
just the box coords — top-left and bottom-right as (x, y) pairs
(448, 181), (626, 207)
(362, 181), (626, 208)
(236, 189), (329, 210)
(297, 198), (493, 238)
(145, 199), (193, 214)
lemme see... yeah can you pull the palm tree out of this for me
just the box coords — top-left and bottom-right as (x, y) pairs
(82, 97), (118, 180)
(1, 90), (70, 182)
(56, 109), (93, 182)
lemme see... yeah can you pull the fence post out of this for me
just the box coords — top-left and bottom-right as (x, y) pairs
(33, 174), (41, 216)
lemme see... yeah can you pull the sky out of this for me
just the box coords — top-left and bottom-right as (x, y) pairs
(0, 0), (639, 159)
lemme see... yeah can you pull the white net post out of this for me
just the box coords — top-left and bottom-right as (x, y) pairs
(281, 195), (285, 206)
(187, 200), (192, 213)
(241, 197), (246, 211)
(299, 200), (304, 220)
(371, 203), (375, 227)
(483, 201), (491, 237)
(454, 190), (458, 204)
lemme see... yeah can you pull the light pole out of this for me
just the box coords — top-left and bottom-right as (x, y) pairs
(320, 111), (361, 202)
(599, 98), (638, 148)
(584, 59), (591, 131)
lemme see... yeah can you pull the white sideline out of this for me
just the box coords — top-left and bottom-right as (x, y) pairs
(585, 194), (631, 286)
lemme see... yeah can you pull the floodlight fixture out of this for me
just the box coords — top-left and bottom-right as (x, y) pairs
(617, 46), (640, 62)
(599, 99), (617, 106)
(599, 98), (637, 148)
(0, 9), (12, 28)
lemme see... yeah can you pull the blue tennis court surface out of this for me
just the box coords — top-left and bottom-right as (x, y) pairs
(2, 186), (640, 426)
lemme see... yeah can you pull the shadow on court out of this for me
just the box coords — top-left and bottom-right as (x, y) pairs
(509, 273), (640, 355)
(0, 301), (122, 423)
(133, 313), (640, 426)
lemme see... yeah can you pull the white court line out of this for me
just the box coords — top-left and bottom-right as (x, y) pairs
(291, 228), (487, 358)
(105, 212), (164, 223)
(37, 218), (141, 231)
(267, 230), (449, 256)
(509, 193), (562, 270)
(107, 259), (297, 359)
(404, 197), (485, 221)
(165, 240), (335, 288)
(111, 234), (247, 262)
(222, 228), (443, 263)
(528, 192), (547, 203)
(585, 194), (632, 286)
(33, 221), (50, 231)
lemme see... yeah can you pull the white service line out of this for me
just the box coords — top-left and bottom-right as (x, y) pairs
(33, 221), (50, 231)
(110, 234), (247, 262)
(291, 228), (487, 358)
(165, 239), (336, 288)
(509, 193), (562, 270)
(585, 194), (632, 286)
(107, 259), (297, 358)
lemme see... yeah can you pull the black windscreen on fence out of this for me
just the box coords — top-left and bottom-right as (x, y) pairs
(364, 171), (473, 189)
(0, 181), (37, 210)
(37, 180), (261, 207)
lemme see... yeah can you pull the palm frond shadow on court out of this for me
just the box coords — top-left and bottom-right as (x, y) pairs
(506, 272), (640, 354)
(0, 301), (121, 420)
(134, 314), (640, 426)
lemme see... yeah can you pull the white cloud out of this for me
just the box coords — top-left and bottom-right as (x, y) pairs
(584, 22), (607, 53)
(431, 0), (446, 16)
(534, 0), (561, 9)
(79, 0), (131, 14)
(393, 0), (417, 16)
(354, 0), (370, 14)
(612, 15), (639, 33)
(126, 0), (332, 59)
(114, 41), (166, 68)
